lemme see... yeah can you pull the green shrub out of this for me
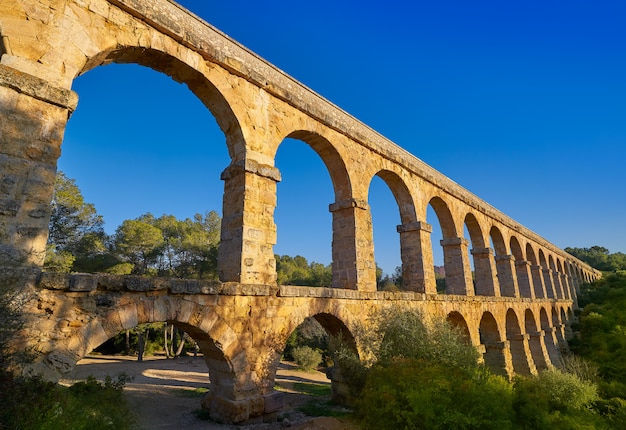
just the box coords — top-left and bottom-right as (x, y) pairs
(292, 346), (322, 371)
(361, 308), (479, 369)
(0, 372), (135, 430)
(357, 359), (514, 430)
(513, 368), (604, 430)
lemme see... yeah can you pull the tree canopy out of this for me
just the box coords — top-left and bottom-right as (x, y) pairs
(45, 171), (221, 279)
(565, 246), (626, 272)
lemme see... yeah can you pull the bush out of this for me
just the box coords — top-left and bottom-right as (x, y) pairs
(357, 359), (514, 430)
(0, 372), (135, 430)
(513, 368), (603, 430)
(292, 346), (322, 371)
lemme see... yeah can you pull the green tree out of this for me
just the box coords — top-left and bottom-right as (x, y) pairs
(275, 254), (332, 287)
(565, 246), (626, 272)
(45, 172), (108, 272)
(114, 218), (164, 275)
(149, 211), (220, 279)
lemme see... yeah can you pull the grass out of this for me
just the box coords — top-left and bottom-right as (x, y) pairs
(174, 386), (209, 398)
(293, 382), (331, 397)
(298, 399), (353, 418)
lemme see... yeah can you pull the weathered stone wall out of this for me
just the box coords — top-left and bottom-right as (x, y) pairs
(23, 272), (574, 422)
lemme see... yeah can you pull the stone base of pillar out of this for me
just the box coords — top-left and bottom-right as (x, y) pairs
(201, 389), (285, 424)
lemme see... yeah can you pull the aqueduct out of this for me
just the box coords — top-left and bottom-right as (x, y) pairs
(0, 0), (601, 423)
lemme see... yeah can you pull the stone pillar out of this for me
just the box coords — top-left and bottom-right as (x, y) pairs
(542, 327), (562, 366)
(530, 265), (547, 298)
(470, 247), (499, 296)
(440, 237), (474, 295)
(527, 330), (550, 371)
(542, 269), (556, 299)
(396, 221), (436, 294)
(560, 273), (571, 300)
(515, 260), (535, 299)
(495, 254), (520, 297)
(482, 340), (514, 379)
(552, 271), (564, 299)
(219, 159), (280, 285)
(0, 65), (77, 274)
(329, 198), (376, 291)
(508, 333), (537, 375)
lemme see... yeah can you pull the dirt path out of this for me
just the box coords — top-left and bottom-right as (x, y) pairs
(61, 355), (359, 430)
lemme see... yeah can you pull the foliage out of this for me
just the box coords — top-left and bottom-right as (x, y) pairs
(358, 359), (514, 430)
(513, 369), (605, 430)
(329, 308), (619, 429)
(377, 266), (402, 291)
(45, 171), (107, 273)
(0, 267), (28, 370)
(568, 273), (626, 428)
(114, 218), (164, 275)
(284, 317), (329, 363)
(359, 308), (479, 369)
(45, 172), (221, 279)
(0, 372), (135, 430)
(276, 254), (332, 287)
(565, 246), (626, 272)
(292, 346), (322, 371)
(570, 273), (626, 396)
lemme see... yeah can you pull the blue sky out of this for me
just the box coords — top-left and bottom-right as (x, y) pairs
(60, 0), (626, 275)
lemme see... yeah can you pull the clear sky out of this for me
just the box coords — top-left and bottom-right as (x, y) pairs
(59, 0), (626, 275)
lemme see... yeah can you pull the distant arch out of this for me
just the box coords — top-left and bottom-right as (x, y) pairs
(285, 130), (352, 202)
(540, 307), (559, 365)
(479, 312), (507, 376)
(447, 311), (472, 344)
(506, 309), (532, 374)
(525, 309), (548, 371)
(79, 47), (244, 160)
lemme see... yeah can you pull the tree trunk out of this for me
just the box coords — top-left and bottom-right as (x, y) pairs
(175, 330), (185, 357)
(164, 324), (171, 358)
(137, 330), (144, 362)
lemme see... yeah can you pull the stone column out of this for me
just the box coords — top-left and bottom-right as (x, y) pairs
(530, 265), (547, 298)
(508, 333), (537, 375)
(542, 326), (561, 366)
(470, 247), (499, 296)
(482, 340), (514, 379)
(542, 268), (557, 299)
(515, 260), (535, 298)
(0, 65), (77, 275)
(560, 273), (571, 300)
(551, 270), (564, 299)
(440, 237), (474, 295)
(329, 198), (376, 291)
(219, 159), (280, 285)
(527, 330), (550, 371)
(396, 221), (436, 294)
(495, 254), (520, 297)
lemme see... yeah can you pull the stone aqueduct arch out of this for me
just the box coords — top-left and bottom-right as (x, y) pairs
(0, 0), (602, 423)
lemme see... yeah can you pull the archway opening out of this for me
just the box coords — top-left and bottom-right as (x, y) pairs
(505, 309), (532, 375)
(58, 62), (230, 279)
(274, 137), (336, 287)
(61, 320), (217, 426)
(479, 312), (507, 376)
(525, 309), (547, 371)
(427, 202), (446, 294)
(446, 311), (471, 343)
(368, 174), (405, 291)
(280, 314), (357, 411)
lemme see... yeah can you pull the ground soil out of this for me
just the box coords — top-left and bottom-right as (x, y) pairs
(61, 355), (360, 430)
